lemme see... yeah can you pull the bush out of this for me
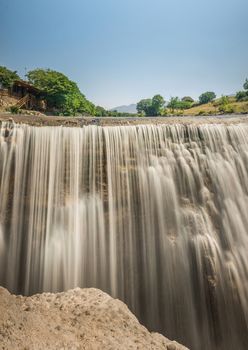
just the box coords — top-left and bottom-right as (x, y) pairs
(236, 90), (248, 101)
(197, 110), (207, 116)
(208, 110), (216, 115)
(199, 91), (216, 104)
(214, 95), (228, 107)
(177, 110), (184, 115)
(9, 105), (20, 114)
(219, 104), (234, 114)
(162, 108), (169, 116)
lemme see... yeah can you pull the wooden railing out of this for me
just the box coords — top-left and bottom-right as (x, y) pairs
(15, 94), (30, 108)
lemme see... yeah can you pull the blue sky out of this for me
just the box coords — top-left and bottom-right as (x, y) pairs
(1, 0), (247, 108)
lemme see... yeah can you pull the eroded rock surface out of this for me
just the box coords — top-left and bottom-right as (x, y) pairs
(0, 287), (188, 350)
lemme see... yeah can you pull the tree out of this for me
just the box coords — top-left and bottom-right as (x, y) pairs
(235, 79), (248, 102)
(95, 106), (108, 117)
(243, 78), (248, 90)
(167, 97), (192, 113)
(182, 96), (194, 103)
(26, 68), (94, 115)
(150, 94), (165, 116)
(218, 95), (231, 113)
(137, 95), (165, 116)
(236, 91), (247, 101)
(0, 66), (20, 88)
(137, 99), (152, 115)
(199, 91), (216, 104)
(167, 97), (179, 113)
(178, 100), (192, 110)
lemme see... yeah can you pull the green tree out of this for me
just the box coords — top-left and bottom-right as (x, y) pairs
(167, 97), (192, 113)
(167, 97), (179, 113)
(243, 78), (248, 90)
(137, 99), (152, 115)
(199, 91), (216, 104)
(137, 95), (165, 116)
(95, 106), (108, 117)
(26, 68), (94, 115)
(236, 90), (248, 101)
(218, 95), (231, 113)
(182, 96), (194, 103)
(235, 79), (248, 102)
(0, 66), (20, 88)
(150, 94), (165, 116)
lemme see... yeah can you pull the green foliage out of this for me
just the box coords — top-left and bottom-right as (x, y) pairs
(216, 96), (234, 114)
(137, 95), (165, 116)
(151, 95), (165, 115)
(137, 98), (152, 116)
(167, 97), (179, 113)
(178, 100), (192, 110)
(26, 68), (94, 116)
(219, 104), (234, 114)
(162, 108), (169, 116)
(0, 66), (20, 88)
(199, 91), (216, 104)
(236, 90), (248, 102)
(182, 96), (194, 103)
(95, 106), (108, 117)
(219, 95), (229, 106)
(9, 105), (20, 114)
(243, 78), (248, 90)
(167, 97), (192, 114)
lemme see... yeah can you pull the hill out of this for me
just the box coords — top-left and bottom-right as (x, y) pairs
(111, 104), (137, 114)
(183, 97), (248, 116)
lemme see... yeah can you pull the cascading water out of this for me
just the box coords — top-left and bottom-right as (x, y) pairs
(0, 121), (248, 350)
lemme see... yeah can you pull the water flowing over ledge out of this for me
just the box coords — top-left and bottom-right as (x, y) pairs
(0, 120), (248, 349)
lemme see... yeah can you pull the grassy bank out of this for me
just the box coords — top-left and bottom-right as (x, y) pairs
(183, 97), (248, 116)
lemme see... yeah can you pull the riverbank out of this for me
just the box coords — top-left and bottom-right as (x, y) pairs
(183, 98), (248, 116)
(1, 113), (248, 127)
(0, 287), (188, 350)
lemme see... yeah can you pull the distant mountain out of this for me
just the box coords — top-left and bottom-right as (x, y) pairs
(111, 104), (137, 114)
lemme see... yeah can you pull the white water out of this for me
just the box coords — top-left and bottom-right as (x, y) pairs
(0, 121), (248, 349)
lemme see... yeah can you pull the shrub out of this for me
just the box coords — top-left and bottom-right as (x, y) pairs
(197, 110), (206, 116)
(9, 105), (20, 114)
(199, 91), (216, 104)
(219, 104), (234, 114)
(236, 91), (248, 101)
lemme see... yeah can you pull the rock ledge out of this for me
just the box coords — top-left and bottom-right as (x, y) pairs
(0, 287), (189, 349)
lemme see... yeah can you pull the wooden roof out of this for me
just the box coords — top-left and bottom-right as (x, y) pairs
(13, 80), (42, 94)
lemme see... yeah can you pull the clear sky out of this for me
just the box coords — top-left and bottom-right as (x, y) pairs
(1, 0), (247, 109)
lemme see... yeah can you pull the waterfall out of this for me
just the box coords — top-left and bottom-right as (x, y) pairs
(0, 121), (248, 350)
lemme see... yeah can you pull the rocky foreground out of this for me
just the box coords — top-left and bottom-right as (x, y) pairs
(0, 287), (188, 350)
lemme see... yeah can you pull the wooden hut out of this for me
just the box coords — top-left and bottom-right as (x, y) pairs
(10, 80), (46, 111)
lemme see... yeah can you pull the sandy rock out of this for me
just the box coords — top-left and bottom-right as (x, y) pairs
(0, 286), (189, 350)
